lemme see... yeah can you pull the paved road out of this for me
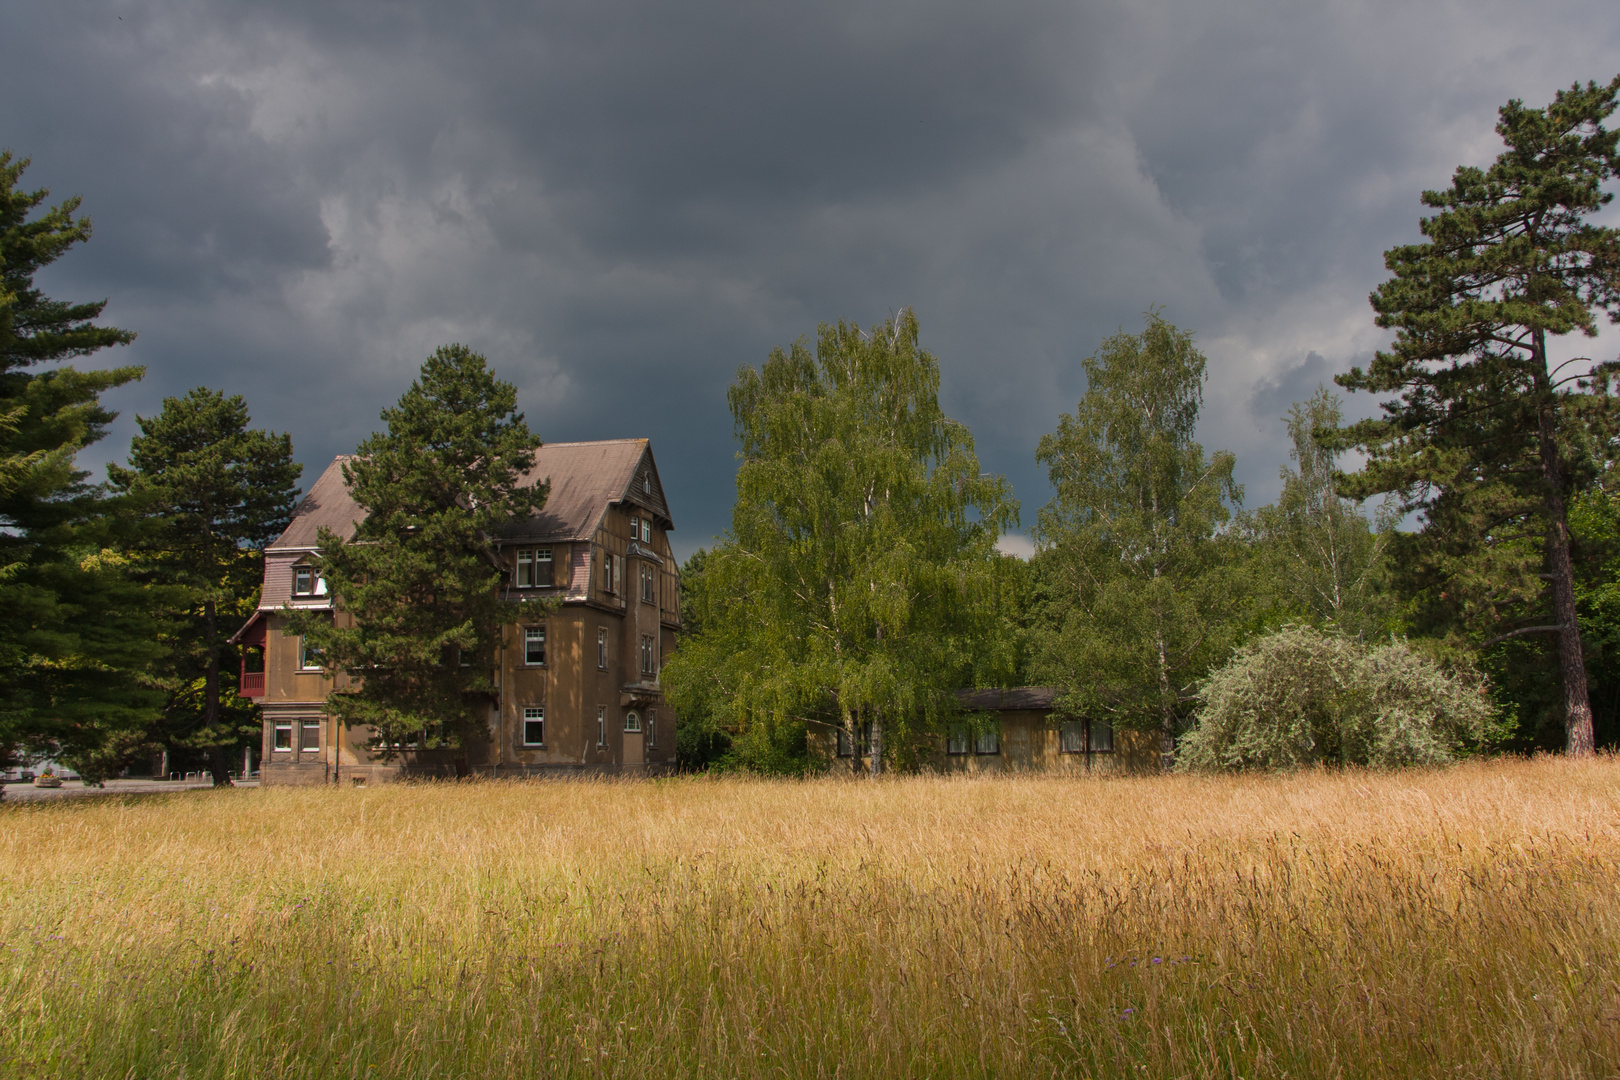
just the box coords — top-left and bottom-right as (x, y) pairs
(1, 778), (257, 802)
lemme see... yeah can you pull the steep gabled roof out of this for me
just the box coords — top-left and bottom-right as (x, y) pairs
(268, 455), (363, 550)
(267, 439), (672, 551)
(505, 438), (672, 544)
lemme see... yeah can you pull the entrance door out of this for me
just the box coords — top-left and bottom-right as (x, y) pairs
(623, 711), (644, 766)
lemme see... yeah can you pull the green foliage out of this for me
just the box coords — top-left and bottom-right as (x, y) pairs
(1179, 624), (1502, 771)
(1336, 77), (1620, 754)
(0, 152), (153, 777)
(1032, 309), (1246, 761)
(1245, 387), (1396, 639)
(108, 388), (302, 783)
(285, 345), (549, 763)
(660, 310), (1019, 775)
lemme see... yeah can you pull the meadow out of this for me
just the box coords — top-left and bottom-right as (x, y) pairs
(2, 757), (1618, 1080)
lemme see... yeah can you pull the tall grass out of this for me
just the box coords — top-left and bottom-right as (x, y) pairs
(2, 757), (1618, 1079)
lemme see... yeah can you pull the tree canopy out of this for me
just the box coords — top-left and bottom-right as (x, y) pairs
(662, 310), (1019, 775)
(0, 152), (153, 781)
(286, 345), (549, 769)
(109, 388), (302, 784)
(1033, 310), (1245, 768)
(1337, 76), (1620, 755)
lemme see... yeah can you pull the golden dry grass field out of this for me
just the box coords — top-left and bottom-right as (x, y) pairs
(3, 757), (1619, 1079)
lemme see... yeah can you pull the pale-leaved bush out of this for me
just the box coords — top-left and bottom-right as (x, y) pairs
(1178, 624), (1499, 770)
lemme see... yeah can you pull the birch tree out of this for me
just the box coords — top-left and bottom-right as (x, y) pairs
(1033, 310), (1244, 769)
(662, 310), (1018, 776)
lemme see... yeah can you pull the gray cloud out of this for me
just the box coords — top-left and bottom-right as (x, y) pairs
(4, 0), (1619, 556)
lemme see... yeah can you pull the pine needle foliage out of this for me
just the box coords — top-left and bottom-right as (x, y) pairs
(1336, 77), (1620, 755)
(285, 346), (550, 766)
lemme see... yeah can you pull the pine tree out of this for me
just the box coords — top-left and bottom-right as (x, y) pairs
(0, 152), (150, 781)
(1033, 310), (1246, 770)
(1337, 77), (1620, 755)
(108, 389), (302, 785)
(661, 310), (1019, 776)
(285, 346), (550, 770)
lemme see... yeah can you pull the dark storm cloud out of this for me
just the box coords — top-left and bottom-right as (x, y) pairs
(3, 0), (1619, 554)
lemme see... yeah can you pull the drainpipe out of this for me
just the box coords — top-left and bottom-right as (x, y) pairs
(497, 623), (506, 778)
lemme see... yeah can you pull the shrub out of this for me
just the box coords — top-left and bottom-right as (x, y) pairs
(1178, 625), (1499, 770)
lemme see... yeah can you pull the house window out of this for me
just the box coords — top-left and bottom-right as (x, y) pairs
(514, 548), (553, 588)
(646, 709), (656, 748)
(946, 726), (969, 755)
(1089, 720), (1114, 754)
(597, 706), (606, 747)
(975, 727), (1000, 755)
(301, 721), (321, 754)
(273, 723), (292, 751)
(836, 728), (852, 757)
(597, 628), (607, 670)
(1060, 721), (1085, 754)
(640, 518), (651, 542)
(643, 475), (651, 495)
(640, 635), (656, 677)
(522, 707), (545, 746)
(524, 626), (546, 666)
(624, 710), (641, 733)
(630, 515), (640, 541)
(299, 639), (324, 671)
(602, 552), (621, 595)
(640, 564), (656, 603)
(293, 566), (313, 596)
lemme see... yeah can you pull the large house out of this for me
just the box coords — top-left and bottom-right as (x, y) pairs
(233, 439), (681, 784)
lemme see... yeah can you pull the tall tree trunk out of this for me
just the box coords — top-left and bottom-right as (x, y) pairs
(203, 597), (234, 786)
(1532, 330), (1596, 756)
(1156, 625), (1175, 772)
(869, 717), (884, 778)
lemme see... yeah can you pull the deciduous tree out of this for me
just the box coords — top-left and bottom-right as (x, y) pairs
(1248, 387), (1395, 639)
(1033, 310), (1245, 769)
(662, 310), (1019, 776)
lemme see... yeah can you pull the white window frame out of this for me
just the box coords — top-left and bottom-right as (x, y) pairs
(300, 721), (321, 754)
(975, 728), (1000, 756)
(946, 726), (969, 756)
(299, 639), (324, 671)
(640, 634), (656, 677)
(647, 709), (656, 748)
(521, 706), (546, 747)
(641, 563), (656, 604)
(524, 626), (546, 666)
(293, 566), (314, 596)
(514, 547), (553, 589)
(641, 518), (651, 542)
(624, 710), (642, 734)
(630, 515), (640, 541)
(597, 628), (608, 670)
(273, 723), (293, 751)
(597, 706), (606, 747)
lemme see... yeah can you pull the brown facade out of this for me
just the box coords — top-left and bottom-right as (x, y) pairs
(239, 440), (682, 784)
(808, 689), (1161, 775)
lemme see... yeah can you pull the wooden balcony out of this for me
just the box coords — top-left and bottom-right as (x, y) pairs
(239, 671), (265, 698)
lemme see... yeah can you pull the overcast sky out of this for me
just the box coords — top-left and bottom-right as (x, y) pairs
(5, 0), (1620, 559)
